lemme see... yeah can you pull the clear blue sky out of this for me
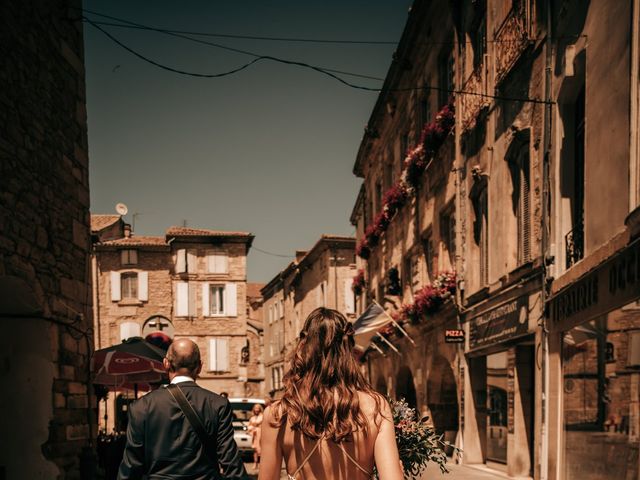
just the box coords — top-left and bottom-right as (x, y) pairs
(85, 1), (412, 283)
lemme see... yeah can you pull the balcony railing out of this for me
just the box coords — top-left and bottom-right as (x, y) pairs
(565, 221), (584, 269)
(461, 63), (489, 131)
(494, 4), (530, 86)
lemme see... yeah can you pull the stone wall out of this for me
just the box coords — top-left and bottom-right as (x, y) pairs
(0, 0), (93, 478)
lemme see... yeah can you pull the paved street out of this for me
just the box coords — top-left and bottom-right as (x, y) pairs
(421, 463), (508, 480)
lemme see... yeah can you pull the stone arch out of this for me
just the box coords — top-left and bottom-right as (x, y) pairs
(426, 355), (459, 435)
(395, 365), (417, 409)
(375, 375), (388, 396)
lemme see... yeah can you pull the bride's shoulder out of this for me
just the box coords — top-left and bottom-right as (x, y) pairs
(357, 391), (391, 419)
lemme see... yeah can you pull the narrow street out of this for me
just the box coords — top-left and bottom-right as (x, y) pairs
(422, 464), (507, 480)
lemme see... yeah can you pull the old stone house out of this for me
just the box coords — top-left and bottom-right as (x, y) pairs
(91, 220), (262, 430)
(262, 236), (356, 397)
(351, 1), (640, 479)
(0, 0), (95, 478)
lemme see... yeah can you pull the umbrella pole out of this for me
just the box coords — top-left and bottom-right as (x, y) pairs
(134, 383), (138, 399)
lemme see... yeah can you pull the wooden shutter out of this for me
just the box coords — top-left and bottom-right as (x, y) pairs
(480, 190), (489, 286)
(188, 282), (196, 316)
(226, 283), (237, 317)
(119, 321), (140, 341)
(518, 151), (531, 264)
(344, 280), (355, 314)
(187, 249), (198, 273)
(176, 249), (186, 274)
(202, 283), (210, 317)
(111, 271), (121, 302)
(209, 338), (218, 371)
(176, 282), (189, 316)
(217, 338), (229, 371)
(138, 271), (148, 301)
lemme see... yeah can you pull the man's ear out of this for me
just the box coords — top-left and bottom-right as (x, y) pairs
(163, 357), (171, 372)
(195, 360), (203, 376)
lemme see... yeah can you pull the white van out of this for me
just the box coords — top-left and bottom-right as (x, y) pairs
(228, 398), (266, 455)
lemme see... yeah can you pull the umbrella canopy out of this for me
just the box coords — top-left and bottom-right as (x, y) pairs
(92, 337), (168, 388)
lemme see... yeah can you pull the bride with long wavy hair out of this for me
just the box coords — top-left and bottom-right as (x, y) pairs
(258, 307), (403, 480)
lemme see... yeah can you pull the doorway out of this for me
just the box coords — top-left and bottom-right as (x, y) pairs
(486, 351), (508, 464)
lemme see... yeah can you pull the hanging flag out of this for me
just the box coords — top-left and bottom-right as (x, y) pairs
(353, 301), (415, 351)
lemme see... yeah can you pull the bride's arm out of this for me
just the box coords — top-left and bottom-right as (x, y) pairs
(258, 406), (284, 480)
(373, 399), (404, 480)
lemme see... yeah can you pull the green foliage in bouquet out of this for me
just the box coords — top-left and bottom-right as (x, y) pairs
(375, 398), (460, 479)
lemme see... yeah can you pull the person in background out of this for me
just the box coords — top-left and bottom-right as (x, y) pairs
(247, 404), (264, 469)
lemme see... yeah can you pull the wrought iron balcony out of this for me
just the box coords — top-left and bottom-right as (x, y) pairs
(461, 64), (489, 131)
(494, 4), (530, 86)
(565, 221), (584, 269)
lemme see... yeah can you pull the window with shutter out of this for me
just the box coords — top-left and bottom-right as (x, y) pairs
(344, 279), (355, 314)
(209, 338), (229, 372)
(176, 249), (187, 274)
(186, 250), (198, 273)
(176, 282), (189, 317)
(209, 285), (225, 315)
(119, 321), (140, 341)
(138, 271), (148, 301)
(479, 189), (489, 286)
(121, 272), (138, 300)
(517, 148), (531, 264)
(110, 271), (121, 302)
(206, 249), (228, 274)
(121, 249), (138, 266)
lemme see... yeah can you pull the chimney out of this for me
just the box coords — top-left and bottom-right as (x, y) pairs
(124, 223), (132, 238)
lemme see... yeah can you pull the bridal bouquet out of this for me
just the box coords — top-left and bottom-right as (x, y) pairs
(378, 399), (460, 479)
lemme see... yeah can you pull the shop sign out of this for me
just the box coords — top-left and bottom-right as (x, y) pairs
(445, 329), (465, 343)
(468, 296), (529, 350)
(551, 238), (640, 327)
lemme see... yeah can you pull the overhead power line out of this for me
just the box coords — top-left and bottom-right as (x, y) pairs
(81, 10), (385, 81)
(251, 246), (294, 258)
(81, 13), (552, 104)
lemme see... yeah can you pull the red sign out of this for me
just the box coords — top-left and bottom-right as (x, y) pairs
(445, 329), (465, 343)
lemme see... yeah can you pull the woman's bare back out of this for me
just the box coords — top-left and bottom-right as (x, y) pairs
(280, 392), (381, 480)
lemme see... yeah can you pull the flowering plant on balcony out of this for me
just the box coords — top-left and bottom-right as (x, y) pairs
(351, 269), (367, 296)
(400, 271), (456, 324)
(355, 103), (455, 259)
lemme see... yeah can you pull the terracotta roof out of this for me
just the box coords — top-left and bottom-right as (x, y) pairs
(91, 214), (121, 233)
(97, 236), (168, 247)
(166, 226), (253, 238)
(246, 283), (265, 299)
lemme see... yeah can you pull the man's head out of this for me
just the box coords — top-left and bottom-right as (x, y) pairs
(163, 338), (202, 379)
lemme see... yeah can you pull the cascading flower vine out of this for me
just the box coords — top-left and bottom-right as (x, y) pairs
(351, 269), (367, 296)
(356, 103), (455, 259)
(400, 271), (456, 324)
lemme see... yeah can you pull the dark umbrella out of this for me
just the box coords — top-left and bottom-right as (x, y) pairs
(92, 337), (168, 391)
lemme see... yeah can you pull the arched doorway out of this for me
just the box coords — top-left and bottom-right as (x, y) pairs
(396, 365), (417, 409)
(426, 356), (459, 437)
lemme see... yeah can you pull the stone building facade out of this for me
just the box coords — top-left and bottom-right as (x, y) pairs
(350, 1), (640, 479)
(262, 236), (356, 397)
(92, 221), (261, 429)
(0, 0), (95, 478)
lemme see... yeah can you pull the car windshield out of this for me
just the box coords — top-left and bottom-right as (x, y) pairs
(230, 402), (263, 422)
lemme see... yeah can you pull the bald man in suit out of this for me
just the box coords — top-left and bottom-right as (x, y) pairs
(118, 338), (248, 479)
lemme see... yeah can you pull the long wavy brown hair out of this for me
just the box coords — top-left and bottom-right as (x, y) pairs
(274, 307), (381, 442)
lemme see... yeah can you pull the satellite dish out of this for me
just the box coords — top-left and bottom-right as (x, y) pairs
(115, 203), (128, 216)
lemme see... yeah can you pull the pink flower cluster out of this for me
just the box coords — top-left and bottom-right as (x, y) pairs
(356, 103), (455, 259)
(351, 269), (367, 296)
(400, 272), (456, 324)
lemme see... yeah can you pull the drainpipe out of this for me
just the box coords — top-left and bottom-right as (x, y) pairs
(540, 1), (553, 478)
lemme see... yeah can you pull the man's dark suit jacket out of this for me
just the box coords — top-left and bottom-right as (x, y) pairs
(118, 381), (247, 479)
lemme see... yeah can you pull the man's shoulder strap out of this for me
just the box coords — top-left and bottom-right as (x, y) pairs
(166, 383), (217, 461)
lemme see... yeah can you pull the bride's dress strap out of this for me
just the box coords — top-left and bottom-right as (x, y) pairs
(337, 442), (372, 477)
(287, 434), (324, 479)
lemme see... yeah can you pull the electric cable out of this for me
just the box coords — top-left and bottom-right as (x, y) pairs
(82, 15), (553, 104)
(251, 246), (294, 258)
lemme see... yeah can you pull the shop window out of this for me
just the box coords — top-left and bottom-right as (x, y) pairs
(562, 308), (640, 480)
